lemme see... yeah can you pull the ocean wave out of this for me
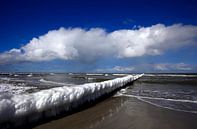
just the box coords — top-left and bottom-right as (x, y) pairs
(0, 77), (11, 81)
(120, 94), (197, 103)
(86, 73), (103, 76)
(87, 77), (97, 80)
(137, 97), (197, 114)
(0, 83), (36, 95)
(117, 94), (197, 114)
(27, 74), (33, 77)
(39, 79), (74, 86)
(0, 74), (143, 127)
(113, 74), (128, 76)
(145, 74), (197, 77)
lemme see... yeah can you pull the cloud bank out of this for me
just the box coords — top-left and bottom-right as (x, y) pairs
(96, 66), (135, 73)
(0, 24), (197, 64)
(96, 63), (196, 73)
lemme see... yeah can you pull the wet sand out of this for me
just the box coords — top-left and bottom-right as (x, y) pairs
(34, 96), (197, 129)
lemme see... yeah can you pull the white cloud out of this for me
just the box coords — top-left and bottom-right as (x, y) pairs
(113, 66), (135, 72)
(154, 64), (169, 71)
(154, 63), (192, 71)
(96, 66), (135, 72)
(0, 24), (197, 64)
(96, 63), (194, 73)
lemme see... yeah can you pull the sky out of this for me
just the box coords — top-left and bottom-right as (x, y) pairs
(0, 0), (197, 73)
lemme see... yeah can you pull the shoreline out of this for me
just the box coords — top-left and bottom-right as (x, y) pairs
(34, 96), (197, 129)
(0, 75), (143, 129)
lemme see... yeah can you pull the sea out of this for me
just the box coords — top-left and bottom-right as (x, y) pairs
(0, 73), (197, 129)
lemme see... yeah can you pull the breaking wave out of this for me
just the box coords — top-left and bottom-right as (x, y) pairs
(39, 78), (74, 86)
(113, 74), (129, 76)
(86, 73), (103, 76)
(27, 74), (33, 77)
(0, 77), (11, 81)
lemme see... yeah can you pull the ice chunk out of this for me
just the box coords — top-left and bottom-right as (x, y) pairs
(0, 74), (143, 126)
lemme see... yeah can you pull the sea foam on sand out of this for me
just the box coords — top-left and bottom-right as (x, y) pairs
(0, 74), (143, 127)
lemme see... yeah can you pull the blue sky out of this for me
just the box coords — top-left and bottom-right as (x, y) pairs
(0, 0), (197, 73)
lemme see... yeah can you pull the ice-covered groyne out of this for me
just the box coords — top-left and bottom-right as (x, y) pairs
(0, 74), (143, 128)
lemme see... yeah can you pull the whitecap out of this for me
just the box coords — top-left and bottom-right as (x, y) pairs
(0, 83), (36, 95)
(86, 73), (103, 76)
(39, 79), (74, 86)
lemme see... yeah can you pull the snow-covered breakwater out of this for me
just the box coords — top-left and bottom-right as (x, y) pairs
(0, 74), (143, 128)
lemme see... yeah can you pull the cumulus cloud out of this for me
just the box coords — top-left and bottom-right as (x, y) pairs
(96, 63), (195, 73)
(96, 66), (135, 72)
(154, 63), (192, 71)
(0, 24), (197, 64)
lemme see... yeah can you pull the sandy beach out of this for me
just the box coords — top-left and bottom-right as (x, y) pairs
(34, 96), (197, 129)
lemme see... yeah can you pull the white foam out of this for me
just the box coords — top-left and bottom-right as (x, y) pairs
(0, 74), (143, 124)
(137, 97), (197, 114)
(120, 94), (197, 104)
(0, 77), (11, 81)
(145, 74), (197, 77)
(87, 77), (96, 80)
(0, 83), (36, 95)
(113, 74), (128, 76)
(27, 74), (33, 77)
(39, 79), (74, 86)
(118, 94), (197, 114)
(86, 73), (103, 76)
